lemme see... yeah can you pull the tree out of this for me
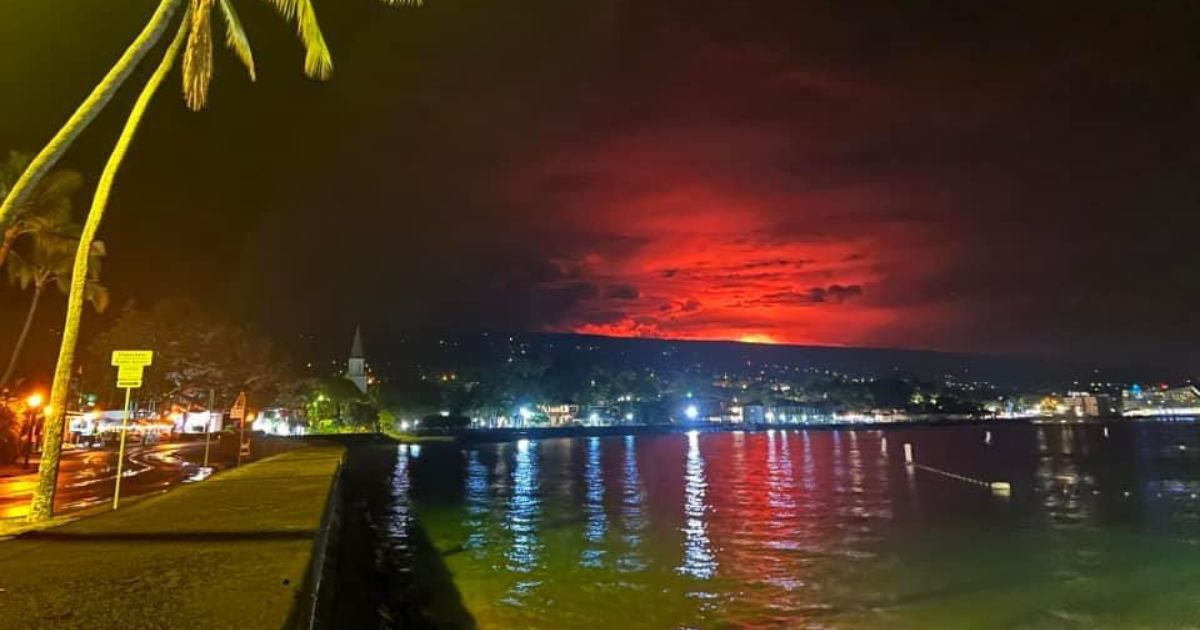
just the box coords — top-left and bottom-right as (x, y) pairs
(31, 0), (422, 521)
(83, 298), (296, 412)
(0, 151), (84, 269)
(0, 405), (20, 467)
(0, 0), (185, 234)
(1, 239), (109, 389)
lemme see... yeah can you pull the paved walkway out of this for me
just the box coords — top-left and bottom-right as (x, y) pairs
(0, 446), (343, 629)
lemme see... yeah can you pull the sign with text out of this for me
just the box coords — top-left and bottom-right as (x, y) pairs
(229, 391), (247, 420)
(111, 350), (153, 389)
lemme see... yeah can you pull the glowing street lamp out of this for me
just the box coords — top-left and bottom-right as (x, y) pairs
(684, 404), (699, 421)
(22, 392), (46, 469)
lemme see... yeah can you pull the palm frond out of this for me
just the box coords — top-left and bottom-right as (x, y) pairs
(87, 240), (106, 278)
(28, 228), (81, 256)
(183, 0), (216, 111)
(5, 249), (35, 290)
(85, 282), (111, 314)
(31, 170), (82, 217)
(262, 0), (333, 79)
(218, 0), (257, 81)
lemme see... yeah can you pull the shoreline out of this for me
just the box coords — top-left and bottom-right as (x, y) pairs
(408, 414), (1164, 444)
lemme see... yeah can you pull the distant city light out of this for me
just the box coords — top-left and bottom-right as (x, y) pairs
(625, 412), (634, 421)
(518, 407), (533, 421)
(439, 410), (450, 417)
(588, 412), (600, 424)
(684, 404), (699, 420)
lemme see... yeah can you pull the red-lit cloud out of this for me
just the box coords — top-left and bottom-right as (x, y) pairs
(499, 43), (959, 349)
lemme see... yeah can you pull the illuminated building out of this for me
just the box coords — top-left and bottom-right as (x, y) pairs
(348, 325), (368, 394)
(1064, 392), (1119, 417)
(539, 403), (579, 426)
(1123, 385), (1200, 417)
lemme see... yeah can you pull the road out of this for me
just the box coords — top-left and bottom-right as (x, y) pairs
(0, 441), (211, 519)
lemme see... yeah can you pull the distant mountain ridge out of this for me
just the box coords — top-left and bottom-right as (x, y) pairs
(362, 330), (1173, 388)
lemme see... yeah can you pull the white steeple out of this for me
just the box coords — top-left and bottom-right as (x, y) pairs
(348, 325), (367, 393)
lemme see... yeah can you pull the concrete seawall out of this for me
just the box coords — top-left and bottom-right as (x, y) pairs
(0, 446), (345, 630)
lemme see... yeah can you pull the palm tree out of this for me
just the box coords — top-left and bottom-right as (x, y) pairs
(0, 0), (185, 234)
(29, 0), (422, 521)
(0, 151), (85, 269)
(2, 239), (109, 389)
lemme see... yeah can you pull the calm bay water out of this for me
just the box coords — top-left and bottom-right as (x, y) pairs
(339, 423), (1200, 628)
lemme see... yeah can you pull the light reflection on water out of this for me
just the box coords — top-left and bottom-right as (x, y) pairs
(391, 424), (1200, 628)
(677, 430), (715, 580)
(581, 436), (607, 567)
(617, 435), (648, 573)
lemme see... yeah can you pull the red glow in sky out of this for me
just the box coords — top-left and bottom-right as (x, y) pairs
(507, 121), (950, 348)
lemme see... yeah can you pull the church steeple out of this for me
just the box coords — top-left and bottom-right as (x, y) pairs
(348, 325), (367, 393)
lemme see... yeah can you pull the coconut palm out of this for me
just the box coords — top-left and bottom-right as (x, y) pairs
(0, 0), (184, 235)
(1, 239), (109, 389)
(29, 0), (423, 521)
(0, 151), (85, 269)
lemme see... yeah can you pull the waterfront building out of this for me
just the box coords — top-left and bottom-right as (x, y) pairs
(1064, 392), (1119, 417)
(540, 403), (580, 426)
(1123, 385), (1200, 416)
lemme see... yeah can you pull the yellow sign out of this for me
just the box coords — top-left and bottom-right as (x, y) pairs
(111, 350), (154, 366)
(111, 350), (153, 389)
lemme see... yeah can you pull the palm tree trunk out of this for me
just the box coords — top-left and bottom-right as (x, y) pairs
(0, 0), (182, 232)
(0, 282), (45, 390)
(29, 16), (190, 523)
(0, 225), (18, 269)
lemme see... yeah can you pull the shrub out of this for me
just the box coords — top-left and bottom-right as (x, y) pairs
(0, 405), (21, 467)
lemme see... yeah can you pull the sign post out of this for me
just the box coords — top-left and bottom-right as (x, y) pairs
(230, 391), (248, 466)
(110, 350), (153, 510)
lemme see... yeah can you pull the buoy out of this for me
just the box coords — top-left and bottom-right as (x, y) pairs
(990, 481), (1012, 496)
(904, 443), (914, 465)
(881, 436), (888, 454)
(984, 430), (993, 445)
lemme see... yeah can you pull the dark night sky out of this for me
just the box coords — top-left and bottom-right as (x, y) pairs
(3, 0), (1200, 376)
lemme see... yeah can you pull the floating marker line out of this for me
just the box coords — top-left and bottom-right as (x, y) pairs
(903, 442), (1011, 495)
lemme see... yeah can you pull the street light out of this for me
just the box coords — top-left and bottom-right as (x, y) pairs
(23, 392), (45, 468)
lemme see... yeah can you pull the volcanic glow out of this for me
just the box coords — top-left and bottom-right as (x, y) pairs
(507, 121), (946, 348)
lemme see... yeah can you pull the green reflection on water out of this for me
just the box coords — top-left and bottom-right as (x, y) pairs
(402, 425), (1200, 628)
